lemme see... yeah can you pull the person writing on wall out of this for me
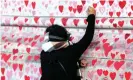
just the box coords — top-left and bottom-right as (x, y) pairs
(40, 6), (96, 80)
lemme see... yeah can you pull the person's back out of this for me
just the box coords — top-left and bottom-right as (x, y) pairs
(40, 6), (96, 80)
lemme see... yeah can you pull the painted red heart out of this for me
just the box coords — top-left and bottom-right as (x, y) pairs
(25, 75), (30, 80)
(100, 0), (105, 5)
(2, 54), (11, 62)
(32, 2), (36, 9)
(107, 60), (114, 67)
(130, 19), (133, 26)
(29, 38), (33, 42)
(50, 17), (55, 24)
(116, 12), (121, 17)
(19, 26), (22, 31)
(61, 17), (68, 26)
(26, 48), (30, 54)
(24, 38), (28, 42)
(4, 45), (7, 49)
(59, 5), (64, 13)
(109, 0), (114, 6)
(73, 19), (79, 26)
(2, 36), (6, 40)
(114, 38), (119, 42)
(40, 37), (44, 42)
(84, 19), (87, 24)
(77, 5), (83, 13)
(25, 18), (28, 22)
(102, 39), (107, 43)
(14, 16), (18, 20)
(128, 12), (131, 17)
(111, 53), (115, 59)
(110, 72), (116, 80)
(81, 0), (86, 5)
(68, 6), (73, 12)
(119, 1), (126, 9)
(1, 76), (5, 80)
(103, 43), (113, 57)
(125, 33), (130, 39)
(127, 38), (133, 44)
(13, 49), (18, 54)
(17, 38), (22, 42)
(92, 59), (97, 66)
(12, 63), (18, 71)
(34, 55), (40, 61)
(131, 5), (133, 11)
(97, 69), (102, 76)
(95, 46), (100, 51)
(118, 20), (124, 27)
(27, 55), (33, 61)
(73, 8), (77, 13)
(114, 61), (125, 70)
(125, 72), (131, 80)
(120, 54), (125, 59)
(19, 64), (23, 71)
(93, 3), (97, 8)
(24, 0), (29, 6)
(101, 18), (107, 23)
(18, 7), (21, 12)
(103, 70), (108, 76)
(113, 23), (117, 28)
(34, 17), (39, 23)
(19, 55), (23, 59)
(1, 68), (5, 75)
(109, 11), (113, 17)
(109, 19), (114, 23)
(13, 56), (17, 60)
(39, 67), (42, 74)
(31, 41), (36, 47)
(96, 20), (99, 24)
(34, 35), (40, 40)
(99, 33), (103, 37)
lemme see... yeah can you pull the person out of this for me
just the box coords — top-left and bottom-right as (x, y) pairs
(40, 6), (96, 80)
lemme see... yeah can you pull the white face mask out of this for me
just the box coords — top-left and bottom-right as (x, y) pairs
(42, 42), (55, 52)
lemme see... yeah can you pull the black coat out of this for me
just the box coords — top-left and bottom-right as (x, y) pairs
(40, 14), (95, 80)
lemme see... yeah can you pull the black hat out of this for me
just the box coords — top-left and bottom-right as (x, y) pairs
(46, 24), (70, 41)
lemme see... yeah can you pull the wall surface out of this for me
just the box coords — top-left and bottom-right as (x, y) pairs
(0, 0), (133, 80)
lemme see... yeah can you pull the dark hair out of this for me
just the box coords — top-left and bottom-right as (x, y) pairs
(46, 24), (70, 41)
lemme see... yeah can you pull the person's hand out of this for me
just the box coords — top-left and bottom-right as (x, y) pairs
(80, 59), (88, 67)
(87, 6), (96, 15)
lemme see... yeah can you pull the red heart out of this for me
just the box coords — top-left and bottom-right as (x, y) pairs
(77, 5), (83, 13)
(19, 55), (23, 59)
(101, 18), (107, 23)
(103, 43), (113, 57)
(84, 19), (87, 24)
(17, 38), (22, 42)
(125, 33), (130, 39)
(24, 0), (29, 6)
(131, 5), (133, 11)
(114, 38), (119, 42)
(26, 48), (30, 54)
(12, 63), (18, 71)
(103, 70), (108, 76)
(39, 67), (42, 75)
(73, 19), (79, 26)
(95, 46), (100, 51)
(13, 49), (18, 54)
(97, 69), (102, 76)
(92, 59), (97, 66)
(59, 5), (64, 13)
(109, 19), (114, 23)
(34, 17), (39, 23)
(39, 37), (44, 42)
(18, 7), (21, 12)
(29, 38), (33, 42)
(14, 16), (18, 20)
(116, 12), (121, 17)
(13, 56), (17, 60)
(118, 20), (124, 27)
(2, 54), (11, 62)
(93, 3), (97, 8)
(50, 18), (55, 24)
(125, 72), (131, 80)
(107, 60), (114, 67)
(27, 56), (33, 61)
(73, 8), (77, 13)
(111, 53), (115, 59)
(110, 72), (116, 80)
(34, 55), (40, 61)
(109, 0), (114, 6)
(1, 68), (5, 75)
(24, 38), (28, 42)
(32, 2), (36, 9)
(68, 6), (73, 12)
(25, 18), (28, 22)
(25, 75), (30, 80)
(4, 45), (7, 49)
(113, 23), (117, 28)
(31, 41), (36, 47)
(100, 0), (105, 5)
(130, 19), (133, 26)
(96, 20), (99, 24)
(81, 0), (86, 5)
(99, 33), (103, 37)
(128, 12), (131, 17)
(109, 12), (113, 17)
(119, 1), (126, 9)
(34, 35), (40, 40)
(114, 61), (125, 70)
(1, 76), (5, 80)
(102, 39), (107, 43)
(2, 36), (6, 40)
(61, 17), (68, 26)
(19, 64), (23, 71)
(127, 38), (133, 44)
(120, 54), (125, 59)
(19, 26), (22, 31)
